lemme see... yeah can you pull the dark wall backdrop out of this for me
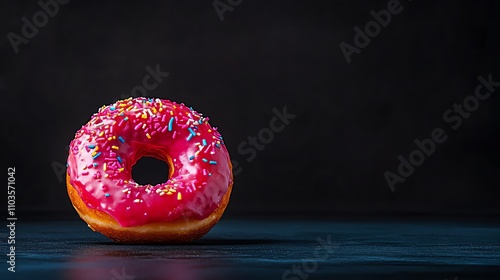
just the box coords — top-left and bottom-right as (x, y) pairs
(2, 0), (499, 218)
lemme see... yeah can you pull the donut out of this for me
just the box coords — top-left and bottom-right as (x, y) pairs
(66, 97), (233, 243)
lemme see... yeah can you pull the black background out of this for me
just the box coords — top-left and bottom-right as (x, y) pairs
(2, 0), (499, 219)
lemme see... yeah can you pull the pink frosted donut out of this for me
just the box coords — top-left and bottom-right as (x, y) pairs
(66, 97), (233, 243)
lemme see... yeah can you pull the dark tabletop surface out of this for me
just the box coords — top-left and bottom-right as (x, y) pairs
(2, 219), (500, 280)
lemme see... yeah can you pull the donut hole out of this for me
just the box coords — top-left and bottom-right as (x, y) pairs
(131, 156), (171, 185)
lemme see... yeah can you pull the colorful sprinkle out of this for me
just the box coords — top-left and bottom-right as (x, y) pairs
(117, 156), (123, 163)
(187, 134), (193, 141)
(209, 160), (217, 165)
(202, 139), (207, 146)
(188, 155), (195, 161)
(105, 193), (110, 197)
(118, 136), (125, 143)
(202, 158), (208, 162)
(168, 117), (174, 131)
(88, 144), (96, 149)
(188, 127), (196, 136)
(92, 152), (102, 159)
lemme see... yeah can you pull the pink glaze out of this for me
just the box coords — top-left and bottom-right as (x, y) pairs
(67, 97), (232, 227)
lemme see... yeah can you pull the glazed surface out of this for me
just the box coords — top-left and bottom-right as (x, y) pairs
(67, 97), (232, 227)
